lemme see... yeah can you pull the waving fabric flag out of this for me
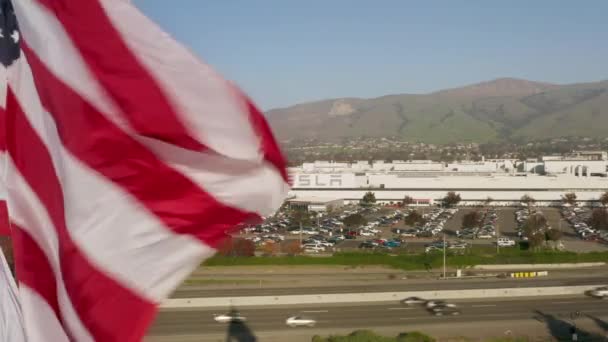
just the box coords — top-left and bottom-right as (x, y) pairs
(2, 0), (289, 341)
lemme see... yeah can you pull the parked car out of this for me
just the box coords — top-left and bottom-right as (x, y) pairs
(497, 237), (516, 247)
(384, 240), (401, 248)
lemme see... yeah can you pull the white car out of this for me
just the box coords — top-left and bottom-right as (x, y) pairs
(286, 316), (316, 327)
(359, 231), (374, 237)
(588, 286), (608, 298)
(401, 296), (426, 306)
(213, 313), (246, 323)
(497, 238), (516, 247)
(426, 300), (447, 308)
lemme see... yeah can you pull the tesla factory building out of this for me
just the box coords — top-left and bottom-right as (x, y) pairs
(288, 152), (608, 206)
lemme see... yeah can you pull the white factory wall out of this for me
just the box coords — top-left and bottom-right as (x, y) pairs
(392, 162), (444, 171)
(446, 162), (498, 172)
(544, 160), (608, 174)
(291, 189), (607, 205)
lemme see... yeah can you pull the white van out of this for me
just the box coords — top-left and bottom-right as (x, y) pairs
(497, 237), (516, 247)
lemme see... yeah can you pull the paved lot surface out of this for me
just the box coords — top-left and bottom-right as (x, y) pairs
(248, 206), (608, 255)
(148, 296), (608, 341)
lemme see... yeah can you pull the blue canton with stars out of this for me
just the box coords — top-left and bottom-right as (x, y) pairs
(0, 0), (19, 67)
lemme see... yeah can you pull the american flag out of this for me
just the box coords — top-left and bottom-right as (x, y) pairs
(0, 0), (289, 341)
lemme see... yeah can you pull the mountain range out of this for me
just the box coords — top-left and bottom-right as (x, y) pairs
(266, 78), (608, 144)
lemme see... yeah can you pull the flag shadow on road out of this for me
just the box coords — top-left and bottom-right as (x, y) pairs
(226, 308), (256, 342)
(534, 310), (604, 341)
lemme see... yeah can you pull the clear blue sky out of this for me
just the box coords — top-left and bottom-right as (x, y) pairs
(137, 0), (608, 110)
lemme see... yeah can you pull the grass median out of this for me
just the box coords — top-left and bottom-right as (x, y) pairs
(203, 247), (608, 270)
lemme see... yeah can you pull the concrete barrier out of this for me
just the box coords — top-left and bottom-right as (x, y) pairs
(510, 271), (549, 278)
(161, 284), (601, 309)
(473, 262), (605, 270)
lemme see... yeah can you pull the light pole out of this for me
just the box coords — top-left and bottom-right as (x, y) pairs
(443, 233), (446, 279)
(496, 220), (500, 254)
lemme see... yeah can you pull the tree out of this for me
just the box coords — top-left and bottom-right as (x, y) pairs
(545, 229), (562, 242)
(561, 192), (577, 207)
(261, 241), (280, 256)
(441, 192), (461, 208)
(523, 213), (547, 238)
(528, 231), (546, 251)
(343, 213), (367, 228)
(361, 191), (377, 206)
(520, 194), (536, 214)
(282, 241), (303, 256)
(589, 208), (608, 231)
(402, 195), (414, 208)
(600, 192), (608, 207)
(290, 208), (311, 227)
(217, 237), (255, 257)
(404, 210), (425, 226)
(462, 211), (481, 228)
(484, 197), (493, 208)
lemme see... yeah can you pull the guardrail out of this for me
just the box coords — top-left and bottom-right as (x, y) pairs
(161, 284), (601, 309)
(473, 262), (605, 270)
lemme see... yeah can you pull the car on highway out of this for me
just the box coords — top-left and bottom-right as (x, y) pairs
(401, 296), (426, 305)
(587, 286), (608, 299)
(430, 304), (461, 316)
(213, 312), (246, 323)
(425, 300), (447, 308)
(286, 316), (316, 327)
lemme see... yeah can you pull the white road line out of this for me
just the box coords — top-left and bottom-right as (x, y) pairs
(552, 301), (576, 304)
(388, 307), (414, 310)
(301, 310), (329, 313)
(399, 317), (419, 320)
(471, 304), (497, 308)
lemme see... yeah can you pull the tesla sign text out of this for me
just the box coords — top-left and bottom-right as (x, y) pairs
(296, 174), (343, 187)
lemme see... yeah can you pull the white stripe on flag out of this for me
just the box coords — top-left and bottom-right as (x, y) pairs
(99, 0), (265, 162)
(0, 246), (25, 342)
(6, 157), (94, 342)
(18, 286), (69, 342)
(10, 57), (214, 302)
(14, 0), (288, 217)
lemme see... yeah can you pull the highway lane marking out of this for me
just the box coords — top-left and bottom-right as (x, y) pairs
(388, 307), (414, 310)
(301, 310), (329, 313)
(552, 301), (577, 304)
(471, 304), (497, 308)
(399, 317), (419, 320)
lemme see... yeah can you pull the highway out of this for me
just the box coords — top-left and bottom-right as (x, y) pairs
(148, 296), (608, 340)
(171, 273), (608, 298)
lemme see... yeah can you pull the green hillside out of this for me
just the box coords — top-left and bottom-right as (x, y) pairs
(266, 78), (608, 144)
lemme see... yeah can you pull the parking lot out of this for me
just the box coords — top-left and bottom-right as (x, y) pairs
(237, 204), (608, 255)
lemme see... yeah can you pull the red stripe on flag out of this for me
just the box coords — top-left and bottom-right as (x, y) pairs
(0, 201), (10, 236)
(35, 0), (206, 152)
(12, 224), (61, 321)
(0, 106), (6, 152)
(243, 96), (289, 183)
(22, 43), (255, 247)
(7, 89), (157, 342)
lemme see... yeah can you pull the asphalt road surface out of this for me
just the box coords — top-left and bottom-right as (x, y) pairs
(148, 296), (608, 340)
(171, 273), (608, 298)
